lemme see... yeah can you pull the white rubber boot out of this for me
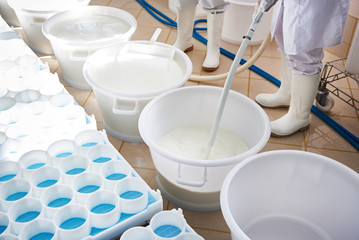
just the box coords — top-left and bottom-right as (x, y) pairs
(202, 11), (224, 72)
(255, 55), (291, 108)
(174, 7), (196, 53)
(271, 73), (320, 137)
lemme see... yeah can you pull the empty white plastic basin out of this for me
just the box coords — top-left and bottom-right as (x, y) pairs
(139, 86), (270, 211)
(8, 0), (90, 54)
(222, 0), (273, 45)
(43, 6), (137, 90)
(83, 40), (192, 142)
(221, 150), (359, 240)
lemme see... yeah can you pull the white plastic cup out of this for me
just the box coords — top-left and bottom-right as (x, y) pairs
(74, 129), (109, 155)
(18, 218), (57, 240)
(0, 234), (18, 240)
(72, 172), (103, 204)
(15, 55), (40, 76)
(14, 90), (41, 103)
(116, 177), (148, 214)
(29, 166), (61, 198)
(120, 226), (156, 240)
(38, 72), (64, 100)
(58, 155), (89, 184)
(54, 203), (91, 240)
(48, 93), (74, 108)
(18, 150), (51, 179)
(0, 212), (10, 235)
(0, 96), (16, 114)
(87, 144), (118, 172)
(47, 139), (78, 160)
(86, 190), (121, 229)
(0, 179), (31, 212)
(149, 210), (186, 240)
(102, 160), (132, 191)
(220, 150), (359, 240)
(41, 184), (74, 218)
(7, 197), (43, 235)
(0, 161), (20, 183)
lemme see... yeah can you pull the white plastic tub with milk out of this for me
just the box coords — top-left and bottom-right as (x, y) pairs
(220, 150), (359, 240)
(139, 86), (271, 211)
(43, 6), (137, 90)
(7, 0), (90, 54)
(83, 35), (192, 142)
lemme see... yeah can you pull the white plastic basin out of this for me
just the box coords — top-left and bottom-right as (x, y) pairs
(221, 150), (359, 240)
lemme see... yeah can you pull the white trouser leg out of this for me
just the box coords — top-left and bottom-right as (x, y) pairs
(202, 11), (224, 72)
(255, 55), (291, 107)
(271, 73), (320, 137)
(173, 7), (196, 52)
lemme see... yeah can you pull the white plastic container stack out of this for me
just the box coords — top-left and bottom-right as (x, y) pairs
(83, 35), (192, 142)
(220, 150), (359, 240)
(222, 0), (273, 45)
(139, 86), (271, 211)
(0, 129), (163, 240)
(7, 0), (91, 54)
(43, 6), (137, 90)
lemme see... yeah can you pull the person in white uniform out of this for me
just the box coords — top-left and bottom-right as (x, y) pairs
(174, 0), (229, 72)
(255, 0), (350, 137)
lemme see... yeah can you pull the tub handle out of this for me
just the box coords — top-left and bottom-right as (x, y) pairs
(69, 49), (91, 61)
(176, 163), (207, 187)
(31, 16), (48, 26)
(113, 98), (139, 116)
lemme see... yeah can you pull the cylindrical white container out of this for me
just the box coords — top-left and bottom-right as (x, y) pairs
(138, 86), (270, 211)
(220, 150), (359, 240)
(149, 210), (186, 240)
(43, 6), (137, 90)
(7, 0), (90, 54)
(83, 40), (192, 142)
(221, 0), (273, 45)
(18, 218), (57, 240)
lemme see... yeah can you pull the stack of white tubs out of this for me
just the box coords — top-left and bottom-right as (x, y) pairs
(0, 16), (203, 240)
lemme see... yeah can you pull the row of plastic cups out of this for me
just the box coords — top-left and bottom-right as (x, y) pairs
(120, 210), (204, 240)
(0, 176), (150, 233)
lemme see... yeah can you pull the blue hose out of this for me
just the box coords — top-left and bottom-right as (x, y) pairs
(136, 0), (359, 151)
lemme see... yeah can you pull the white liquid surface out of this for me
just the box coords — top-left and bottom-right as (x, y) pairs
(90, 60), (184, 94)
(49, 15), (131, 41)
(158, 124), (248, 160)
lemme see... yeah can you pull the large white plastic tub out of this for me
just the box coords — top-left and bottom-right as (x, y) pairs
(139, 86), (270, 211)
(222, 0), (273, 45)
(7, 0), (90, 54)
(83, 40), (192, 142)
(221, 150), (359, 240)
(43, 6), (137, 90)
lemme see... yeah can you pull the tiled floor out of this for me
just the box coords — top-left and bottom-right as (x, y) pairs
(13, 0), (359, 239)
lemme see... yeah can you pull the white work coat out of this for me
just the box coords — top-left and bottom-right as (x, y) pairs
(271, 0), (350, 55)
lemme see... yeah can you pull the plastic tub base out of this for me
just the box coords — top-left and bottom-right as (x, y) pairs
(242, 215), (331, 240)
(104, 123), (143, 143)
(62, 75), (92, 91)
(156, 174), (220, 212)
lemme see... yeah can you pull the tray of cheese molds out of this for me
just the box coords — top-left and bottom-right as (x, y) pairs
(0, 129), (163, 240)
